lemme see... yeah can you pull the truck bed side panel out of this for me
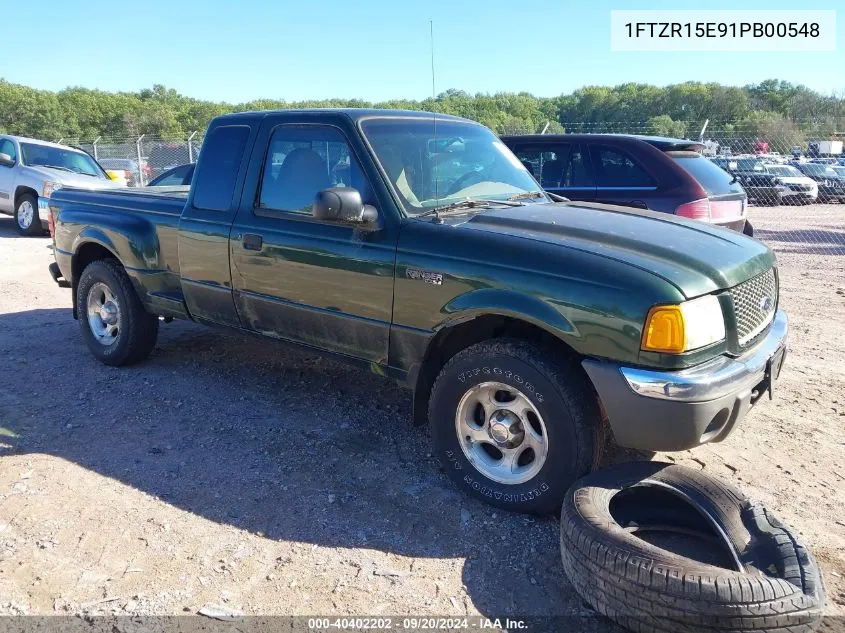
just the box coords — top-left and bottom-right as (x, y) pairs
(52, 188), (188, 318)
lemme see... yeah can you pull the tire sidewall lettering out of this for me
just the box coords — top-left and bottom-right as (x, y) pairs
(457, 365), (544, 404)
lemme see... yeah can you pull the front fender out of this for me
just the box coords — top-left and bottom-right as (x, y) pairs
(438, 288), (579, 339)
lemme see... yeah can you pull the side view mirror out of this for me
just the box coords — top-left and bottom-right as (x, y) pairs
(0, 153), (14, 167)
(312, 187), (378, 226)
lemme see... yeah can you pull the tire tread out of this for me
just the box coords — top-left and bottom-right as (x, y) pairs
(560, 462), (825, 632)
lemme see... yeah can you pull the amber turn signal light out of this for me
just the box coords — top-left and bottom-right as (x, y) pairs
(642, 305), (685, 353)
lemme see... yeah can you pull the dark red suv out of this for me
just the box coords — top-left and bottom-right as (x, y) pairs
(500, 134), (751, 235)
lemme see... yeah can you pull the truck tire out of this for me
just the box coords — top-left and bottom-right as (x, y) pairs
(76, 258), (159, 366)
(429, 339), (599, 515)
(14, 193), (42, 236)
(560, 461), (825, 633)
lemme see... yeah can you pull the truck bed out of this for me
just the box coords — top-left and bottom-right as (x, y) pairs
(55, 186), (189, 215)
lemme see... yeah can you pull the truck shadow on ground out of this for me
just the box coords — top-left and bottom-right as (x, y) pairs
(0, 308), (630, 629)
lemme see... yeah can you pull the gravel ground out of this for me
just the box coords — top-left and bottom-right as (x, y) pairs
(0, 205), (843, 627)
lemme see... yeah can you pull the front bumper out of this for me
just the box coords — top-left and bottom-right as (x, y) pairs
(779, 189), (817, 201)
(583, 310), (788, 451)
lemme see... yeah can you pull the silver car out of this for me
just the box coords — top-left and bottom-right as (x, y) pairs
(0, 135), (119, 235)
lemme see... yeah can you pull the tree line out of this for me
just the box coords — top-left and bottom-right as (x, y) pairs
(0, 78), (841, 142)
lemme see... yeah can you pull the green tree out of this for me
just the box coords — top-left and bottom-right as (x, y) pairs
(645, 115), (687, 138)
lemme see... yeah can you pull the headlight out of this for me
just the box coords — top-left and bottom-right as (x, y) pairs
(42, 181), (62, 198)
(641, 295), (726, 354)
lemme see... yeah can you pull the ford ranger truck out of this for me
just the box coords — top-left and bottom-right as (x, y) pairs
(47, 109), (787, 514)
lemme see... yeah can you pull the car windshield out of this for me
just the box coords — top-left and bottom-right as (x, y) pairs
(766, 165), (801, 177)
(360, 117), (545, 214)
(736, 158), (765, 171)
(21, 143), (104, 177)
(802, 163), (837, 177)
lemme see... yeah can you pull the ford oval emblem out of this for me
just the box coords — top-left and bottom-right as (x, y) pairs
(760, 296), (773, 311)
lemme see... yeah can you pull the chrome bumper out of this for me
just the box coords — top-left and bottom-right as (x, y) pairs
(621, 310), (788, 402)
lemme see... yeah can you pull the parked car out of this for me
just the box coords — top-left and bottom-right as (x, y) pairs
(98, 158), (141, 187)
(789, 161), (845, 202)
(763, 164), (818, 204)
(710, 156), (785, 206)
(147, 163), (195, 187)
(48, 109), (787, 514)
(0, 135), (119, 235)
(500, 134), (751, 234)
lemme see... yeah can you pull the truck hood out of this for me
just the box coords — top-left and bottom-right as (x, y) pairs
(27, 166), (119, 190)
(455, 201), (775, 298)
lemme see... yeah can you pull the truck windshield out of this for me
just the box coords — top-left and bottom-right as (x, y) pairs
(20, 143), (104, 177)
(361, 117), (545, 214)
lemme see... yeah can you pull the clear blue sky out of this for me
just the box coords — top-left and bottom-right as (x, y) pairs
(1, 0), (841, 102)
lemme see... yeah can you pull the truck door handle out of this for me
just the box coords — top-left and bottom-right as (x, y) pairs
(242, 233), (263, 251)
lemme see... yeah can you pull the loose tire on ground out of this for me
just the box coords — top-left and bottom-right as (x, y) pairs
(429, 339), (600, 515)
(14, 193), (42, 236)
(76, 258), (159, 366)
(560, 461), (825, 633)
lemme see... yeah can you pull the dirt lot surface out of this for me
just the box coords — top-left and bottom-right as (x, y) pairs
(0, 205), (843, 628)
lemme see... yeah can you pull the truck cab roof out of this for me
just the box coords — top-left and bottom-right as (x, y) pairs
(214, 108), (468, 125)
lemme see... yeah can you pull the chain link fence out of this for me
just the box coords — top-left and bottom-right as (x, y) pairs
(57, 134), (203, 186)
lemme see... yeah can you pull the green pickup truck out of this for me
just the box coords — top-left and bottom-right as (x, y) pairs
(48, 109), (787, 514)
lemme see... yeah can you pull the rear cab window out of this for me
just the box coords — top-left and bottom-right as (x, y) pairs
(668, 152), (744, 197)
(192, 125), (250, 211)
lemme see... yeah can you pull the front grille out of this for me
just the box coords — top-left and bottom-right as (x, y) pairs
(789, 183), (813, 192)
(730, 268), (777, 347)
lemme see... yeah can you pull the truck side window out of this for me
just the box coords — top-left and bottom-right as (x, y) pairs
(192, 125), (250, 211)
(258, 126), (371, 214)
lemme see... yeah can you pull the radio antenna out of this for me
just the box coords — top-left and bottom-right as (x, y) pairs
(430, 19), (441, 221)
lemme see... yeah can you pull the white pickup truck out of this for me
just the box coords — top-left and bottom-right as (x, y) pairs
(0, 135), (118, 235)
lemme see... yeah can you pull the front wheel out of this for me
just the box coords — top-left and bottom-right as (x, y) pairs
(428, 339), (600, 514)
(14, 193), (42, 236)
(76, 258), (159, 366)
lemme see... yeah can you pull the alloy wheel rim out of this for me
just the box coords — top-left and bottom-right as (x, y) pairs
(454, 381), (549, 485)
(86, 282), (121, 345)
(17, 200), (34, 229)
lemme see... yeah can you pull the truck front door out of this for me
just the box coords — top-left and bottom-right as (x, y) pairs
(229, 116), (398, 365)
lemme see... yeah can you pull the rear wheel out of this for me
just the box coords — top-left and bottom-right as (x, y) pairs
(14, 193), (42, 236)
(428, 339), (600, 514)
(76, 258), (159, 366)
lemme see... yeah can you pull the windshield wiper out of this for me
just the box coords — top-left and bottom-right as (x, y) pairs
(40, 164), (75, 173)
(416, 197), (523, 220)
